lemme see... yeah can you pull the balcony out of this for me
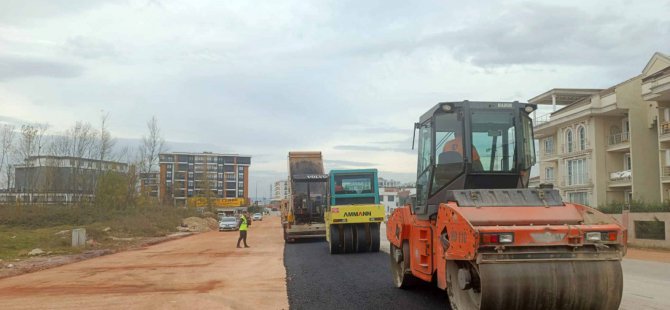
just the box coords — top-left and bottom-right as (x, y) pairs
(660, 122), (670, 142)
(534, 113), (551, 126)
(560, 142), (591, 157)
(608, 170), (632, 187)
(662, 167), (670, 183)
(561, 174), (592, 188)
(607, 132), (630, 152)
(540, 148), (558, 161)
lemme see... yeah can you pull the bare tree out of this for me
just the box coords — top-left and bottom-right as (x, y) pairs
(97, 111), (116, 164)
(0, 125), (15, 189)
(16, 124), (48, 201)
(139, 116), (166, 174)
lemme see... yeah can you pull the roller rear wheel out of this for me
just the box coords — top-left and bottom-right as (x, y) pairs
(329, 225), (342, 254)
(369, 223), (380, 252)
(355, 224), (369, 253)
(343, 224), (355, 253)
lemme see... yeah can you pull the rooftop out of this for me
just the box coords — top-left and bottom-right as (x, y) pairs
(528, 88), (602, 106)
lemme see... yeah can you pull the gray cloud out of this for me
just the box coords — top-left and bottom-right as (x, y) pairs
(341, 2), (670, 69)
(0, 0), (115, 24)
(63, 36), (120, 60)
(0, 55), (83, 81)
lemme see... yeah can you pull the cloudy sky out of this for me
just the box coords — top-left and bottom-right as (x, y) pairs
(1, 0), (669, 199)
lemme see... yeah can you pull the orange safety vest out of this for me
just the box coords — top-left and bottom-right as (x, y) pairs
(443, 139), (480, 161)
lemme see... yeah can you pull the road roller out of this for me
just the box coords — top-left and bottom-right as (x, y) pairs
(325, 169), (385, 254)
(386, 101), (627, 310)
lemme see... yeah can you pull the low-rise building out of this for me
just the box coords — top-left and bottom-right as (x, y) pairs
(2, 155), (129, 204)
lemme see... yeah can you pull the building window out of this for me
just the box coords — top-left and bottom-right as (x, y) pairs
(237, 190), (244, 197)
(387, 195), (395, 202)
(544, 138), (554, 154)
(577, 126), (586, 150)
(188, 180), (194, 187)
(565, 129), (573, 153)
(624, 153), (631, 171)
(568, 192), (589, 206)
(545, 167), (554, 182)
(566, 158), (587, 185)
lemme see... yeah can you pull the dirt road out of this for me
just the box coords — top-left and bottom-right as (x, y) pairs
(0, 216), (288, 310)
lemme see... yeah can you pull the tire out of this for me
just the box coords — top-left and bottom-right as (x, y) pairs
(369, 223), (380, 252)
(329, 225), (342, 254)
(343, 225), (355, 253)
(355, 224), (369, 253)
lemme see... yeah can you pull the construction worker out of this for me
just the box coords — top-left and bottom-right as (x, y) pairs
(442, 130), (483, 170)
(237, 212), (250, 248)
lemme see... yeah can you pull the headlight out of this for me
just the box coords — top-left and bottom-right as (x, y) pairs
(499, 233), (514, 243)
(586, 232), (602, 242)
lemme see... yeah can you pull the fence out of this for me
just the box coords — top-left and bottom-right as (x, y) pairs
(611, 212), (670, 249)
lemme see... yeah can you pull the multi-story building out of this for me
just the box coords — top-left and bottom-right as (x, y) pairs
(140, 172), (159, 197)
(532, 52), (670, 207)
(273, 180), (289, 201)
(158, 152), (251, 206)
(3, 155), (129, 203)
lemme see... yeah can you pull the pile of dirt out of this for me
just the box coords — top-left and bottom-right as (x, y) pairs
(181, 217), (218, 232)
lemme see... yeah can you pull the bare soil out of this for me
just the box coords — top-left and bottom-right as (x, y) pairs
(0, 216), (288, 309)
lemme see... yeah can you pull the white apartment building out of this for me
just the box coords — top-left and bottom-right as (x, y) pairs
(273, 180), (289, 201)
(380, 187), (399, 214)
(532, 52), (670, 207)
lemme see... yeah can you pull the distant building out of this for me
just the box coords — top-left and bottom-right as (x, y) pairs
(158, 152), (251, 207)
(3, 155), (129, 204)
(379, 187), (399, 215)
(378, 177), (401, 188)
(273, 180), (289, 201)
(140, 172), (159, 197)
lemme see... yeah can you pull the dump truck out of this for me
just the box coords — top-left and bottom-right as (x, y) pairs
(386, 101), (626, 310)
(283, 151), (328, 242)
(324, 169), (385, 254)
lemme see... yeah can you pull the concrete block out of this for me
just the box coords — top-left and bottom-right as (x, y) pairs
(72, 228), (86, 247)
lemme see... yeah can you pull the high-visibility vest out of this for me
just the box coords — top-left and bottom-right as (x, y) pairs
(239, 215), (248, 231)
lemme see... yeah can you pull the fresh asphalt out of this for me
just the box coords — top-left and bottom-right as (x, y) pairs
(283, 238), (450, 310)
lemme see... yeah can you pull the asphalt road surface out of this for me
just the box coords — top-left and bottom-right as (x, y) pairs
(285, 225), (670, 310)
(284, 239), (451, 310)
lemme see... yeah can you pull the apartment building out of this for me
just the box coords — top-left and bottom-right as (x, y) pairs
(140, 172), (159, 197)
(158, 152), (251, 206)
(273, 180), (289, 201)
(532, 52), (670, 207)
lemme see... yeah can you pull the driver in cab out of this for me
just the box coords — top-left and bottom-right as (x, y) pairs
(442, 128), (483, 171)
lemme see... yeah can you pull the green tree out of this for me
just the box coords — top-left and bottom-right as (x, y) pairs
(96, 171), (130, 210)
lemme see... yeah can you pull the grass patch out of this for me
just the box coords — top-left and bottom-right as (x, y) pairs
(0, 205), (200, 260)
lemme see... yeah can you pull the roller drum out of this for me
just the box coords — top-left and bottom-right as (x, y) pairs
(448, 260), (623, 310)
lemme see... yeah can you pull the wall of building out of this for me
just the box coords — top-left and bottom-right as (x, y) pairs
(618, 78), (662, 203)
